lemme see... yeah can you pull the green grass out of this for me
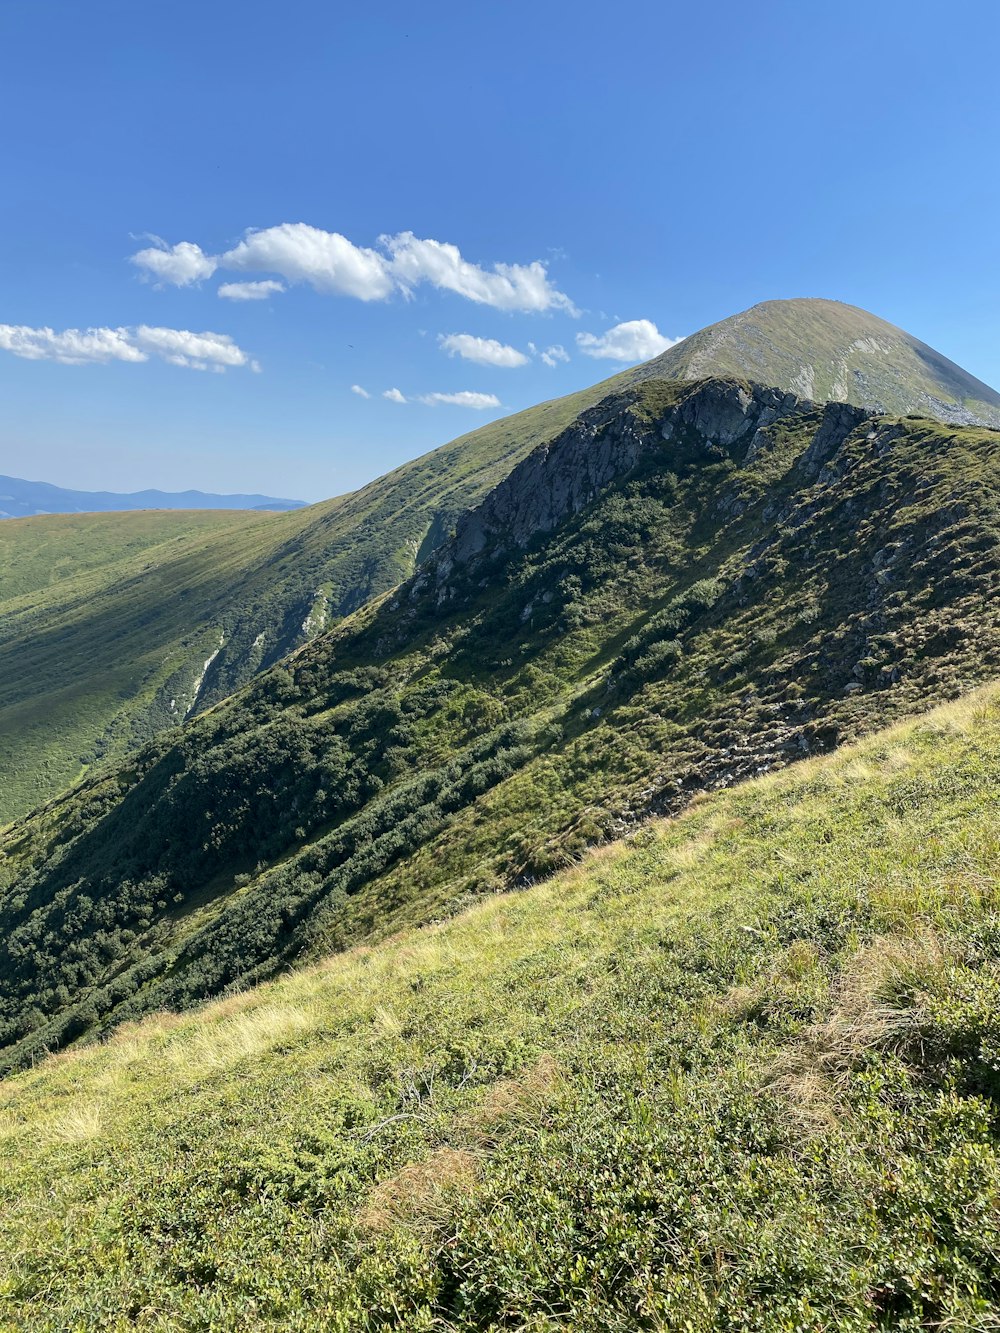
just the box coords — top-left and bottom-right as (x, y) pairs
(0, 371), (628, 826)
(2, 685), (1000, 1329)
(0, 507), (278, 819)
(4, 378), (1000, 1070)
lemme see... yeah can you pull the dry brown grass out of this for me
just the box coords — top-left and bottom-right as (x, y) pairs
(43, 1101), (104, 1144)
(766, 930), (953, 1128)
(358, 1054), (566, 1235)
(465, 1053), (565, 1141)
(358, 1147), (482, 1235)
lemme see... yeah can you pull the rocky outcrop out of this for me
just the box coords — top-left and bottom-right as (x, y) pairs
(429, 379), (871, 590)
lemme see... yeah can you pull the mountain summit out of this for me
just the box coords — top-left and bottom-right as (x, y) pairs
(635, 297), (1000, 426)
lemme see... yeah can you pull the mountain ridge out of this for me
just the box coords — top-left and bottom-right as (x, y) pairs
(638, 297), (1000, 426)
(3, 296), (998, 825)
(0, 474), (306, 518)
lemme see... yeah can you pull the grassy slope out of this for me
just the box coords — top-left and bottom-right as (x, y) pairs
(0, 507), (279, 818)
(4, 379), (1000, 1067)
(2, 686), (999, 1329)
(0, 374), (625, 826)
(641, 297), (1000, 425)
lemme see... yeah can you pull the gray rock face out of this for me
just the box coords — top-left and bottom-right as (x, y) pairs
(432, 379), (872, 589)
(801, 401), (874, 473)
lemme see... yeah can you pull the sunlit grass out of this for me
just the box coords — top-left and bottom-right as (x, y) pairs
(1, 683), (1000, 1325)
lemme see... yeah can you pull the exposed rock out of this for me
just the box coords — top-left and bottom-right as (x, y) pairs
(440, 380), (867, 586)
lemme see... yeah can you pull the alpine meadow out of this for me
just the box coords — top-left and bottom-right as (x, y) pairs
(4, 4), (1000, 1327)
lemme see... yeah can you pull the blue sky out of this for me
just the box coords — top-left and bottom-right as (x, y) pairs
(2, 0), (999, 502)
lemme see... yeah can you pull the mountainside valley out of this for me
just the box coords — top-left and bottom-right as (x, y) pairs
(10, 2), (1000, 1324)
(3, 297), (997, 827)
(0, 374), (614, 824)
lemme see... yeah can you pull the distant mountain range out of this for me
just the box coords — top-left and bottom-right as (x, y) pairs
(0, 475), (306, 519)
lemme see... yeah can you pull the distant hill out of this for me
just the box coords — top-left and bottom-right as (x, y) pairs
(0, 474), (306, 518)
(0, 377), (613, 823)
(639, 297), (1000, 425)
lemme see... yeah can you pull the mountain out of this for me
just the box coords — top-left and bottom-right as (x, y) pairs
(3, 375), (1000, 1069)
(3, 298), (997, 827)
(0, 474), (306, 518)
(2, 682), (999, 1327)
(639, 297), (1000, 425)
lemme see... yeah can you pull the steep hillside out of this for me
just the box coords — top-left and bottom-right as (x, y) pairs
(0, 474), (305, 518)
(2, 687), (999, 1329)
(5, 299), (997, 826)
(4, 377), (1000, 1067)
(640, 297), (1000, 426)
(0, 376), (620, 824)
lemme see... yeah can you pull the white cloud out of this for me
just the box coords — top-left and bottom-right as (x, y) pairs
(0, 322), (256, 372)
(383, 387), (407, 403)
(418, 391), (501, 410)
(384, 232), (577, 314)
(576, 319), (684, 363)
(128, 224), (576, 313)
(131, 240), (217, 287)
(218, 279), (286, 301)
(134, 326), (257, 371)
(540, 343), (570, 367)
(222, 223), (394, 300)
(0, 324), (147, 365)
(438, 332), (528, 367)
(351, 384), (370, 398)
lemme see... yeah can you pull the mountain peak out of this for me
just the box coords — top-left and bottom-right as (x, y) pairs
(634, 296), (1000, 426)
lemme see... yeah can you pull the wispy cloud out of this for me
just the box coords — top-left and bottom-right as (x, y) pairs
(418, 391), (501, 409)
(438, 332), (528, 367)
(133, 326), (258, 372)
(350, 383), (370, 398)
(576, 319), (683, 363)
(130, 224), (577, 314)
(383, 387), (407, 403)
(385, 233), (577, 314)
(0, 322), (257, 372)
(540, 343), (570, 367)
(0, 325), (146, 365)
(218, 279), (286, 301)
